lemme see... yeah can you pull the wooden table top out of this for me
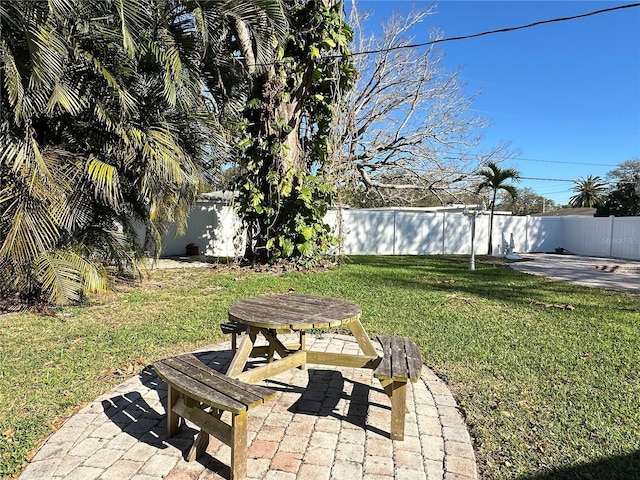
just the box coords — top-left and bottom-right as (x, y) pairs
(228, 294), (362, 330)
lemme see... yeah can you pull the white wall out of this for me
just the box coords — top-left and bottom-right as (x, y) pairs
(161, 201), (242, 257)
(165, 205), (640, 260)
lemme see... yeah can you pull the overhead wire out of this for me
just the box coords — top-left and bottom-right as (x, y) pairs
(240, 3), (640, 66)
(327, 3), (640, 59)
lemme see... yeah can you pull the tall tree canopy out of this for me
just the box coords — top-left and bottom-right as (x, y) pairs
(497, 187), (558, 216)
(569, 175), (607, 208)
(596, 182), (640, 217)
(0, 0), (286, 304)
(596, 159), (640, 216)
(476, 161), (520, 255)
(605, 159), (640, 185)
(329, 6), (512, 207)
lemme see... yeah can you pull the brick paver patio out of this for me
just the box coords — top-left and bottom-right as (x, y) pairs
(20, 334), (478, 480)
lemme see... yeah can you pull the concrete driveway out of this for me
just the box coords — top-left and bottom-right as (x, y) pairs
(509, 253), (640, 293)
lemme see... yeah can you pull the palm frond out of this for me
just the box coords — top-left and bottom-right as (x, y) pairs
(45, 81), (86, 115)
(34, 250), (83, 303)
(0, 202), (60, 265)
(72, 43), (137, 115)
(34, 249), (108, 304)
(86, 155), (123, 208)
(27, 23), (68, 89)
(47, 0), (79, 20)
(117, 0), (146, 58)
(0, 41), (26, 121)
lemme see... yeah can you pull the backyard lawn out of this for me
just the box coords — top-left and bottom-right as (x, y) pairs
(1, 255), (639, 479)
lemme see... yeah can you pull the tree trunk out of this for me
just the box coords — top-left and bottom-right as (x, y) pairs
(488, 190), (497, 255)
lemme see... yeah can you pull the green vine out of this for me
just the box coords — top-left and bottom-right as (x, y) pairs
(235, 0), (355, 264)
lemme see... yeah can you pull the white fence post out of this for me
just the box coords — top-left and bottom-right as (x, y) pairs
(609, 215), (615, 258)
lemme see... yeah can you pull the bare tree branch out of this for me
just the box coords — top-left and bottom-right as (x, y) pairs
(328, 5), (515, 207)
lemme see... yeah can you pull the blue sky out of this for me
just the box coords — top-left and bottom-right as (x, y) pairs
(349, 1), (640, 205)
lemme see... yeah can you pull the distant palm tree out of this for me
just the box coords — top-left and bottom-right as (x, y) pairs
(476, 162), (520, 255)
(569, 175), (608, 207)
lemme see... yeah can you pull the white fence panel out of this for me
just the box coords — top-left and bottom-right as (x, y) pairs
(562, 217), (612, 257)
(444, 213), (463, 254)
(335, 210), (395, 254)
(394, 212), (444, 254)
(610, 217), (640, 259)
(491, 215), (529, 254)
(526, 217), (563, 253)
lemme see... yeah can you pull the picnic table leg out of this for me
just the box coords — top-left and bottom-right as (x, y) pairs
(226, 329), (258, 378)
(348, 319), (378, 357)
(186, 406), (223, 462)
(231, 331), (238, 354)
(261, 329), (292, 360)
(299, 330), (306, 350)
(167, 385), (181, 436)
(230, 411), (248, 480)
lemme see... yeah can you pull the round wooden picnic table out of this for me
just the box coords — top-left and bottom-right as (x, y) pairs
(225, 294), (378, 382)
(228, 294), (362, 331)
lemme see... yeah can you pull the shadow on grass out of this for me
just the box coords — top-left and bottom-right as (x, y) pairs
(517, 450), (640, 480)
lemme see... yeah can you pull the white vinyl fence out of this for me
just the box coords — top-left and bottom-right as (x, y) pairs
(161, 204), (640, 261)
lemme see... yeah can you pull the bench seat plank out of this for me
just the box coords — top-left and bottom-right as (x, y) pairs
(154, 354), (275, 414)
(405, 338), (423, 381)
(374, 335), (421, 382)
(376, 335), (392, 379)
(391, 335), (408, 380)
(168, 354), (276, 407)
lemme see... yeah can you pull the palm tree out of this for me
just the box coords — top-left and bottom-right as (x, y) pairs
(569, 175), (607, 207)
(476, 161), (520, 255)
(0, 0), (286, 304)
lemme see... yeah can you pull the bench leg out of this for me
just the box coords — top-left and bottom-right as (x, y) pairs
(380, 378), (408, 440)
(167, 385), (182, 436)
(187, 430), (210, 462)
(230, 411), (248, 480)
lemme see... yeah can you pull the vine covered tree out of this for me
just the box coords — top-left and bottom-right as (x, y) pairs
(235, 0), (356, 263)
(475, 162), (520, 254)
(0, 0), (286, 304)
(569, 175), (607, 207)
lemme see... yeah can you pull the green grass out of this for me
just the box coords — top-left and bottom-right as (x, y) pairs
(1, 255), (639, 479)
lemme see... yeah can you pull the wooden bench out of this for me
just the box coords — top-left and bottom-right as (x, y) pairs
(153, 353), (276, 480)
(373, 335), (422, 440)
(220, 321), (305, 360)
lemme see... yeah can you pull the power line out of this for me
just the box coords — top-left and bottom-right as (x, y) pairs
(393, 166), (576, 183)
(337, 3), (640, 59)
(241, 3), (640, 66)
(509, 158), (617, 167)
(442, 154), (619, 167)
(520, 176), (574, 182)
